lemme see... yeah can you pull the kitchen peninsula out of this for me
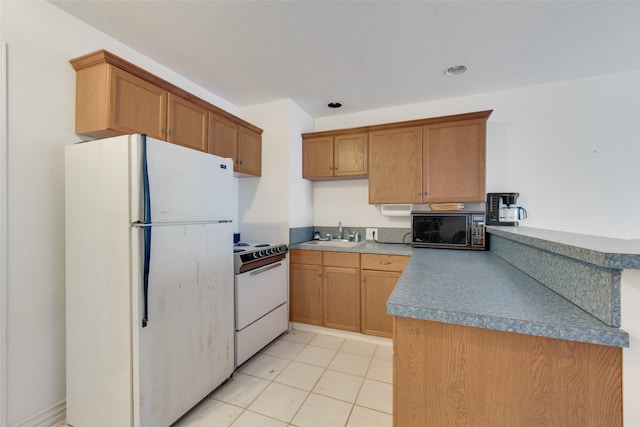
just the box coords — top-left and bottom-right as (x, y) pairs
(291, 225), (634, 426)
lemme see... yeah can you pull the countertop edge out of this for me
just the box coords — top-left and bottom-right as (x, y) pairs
(486, 226), (640, 269)
(386, 302), (629, 348)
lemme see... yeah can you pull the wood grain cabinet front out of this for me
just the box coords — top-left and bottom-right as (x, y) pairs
(360, 254), (410, 338)
(322, 252), (361, 332)
(302, 133), (367, 180)
(208, 114), (262, 177)
(393, 317), (622, 427)
(289, 250), (323, 326)
(70, 50), (262, 176)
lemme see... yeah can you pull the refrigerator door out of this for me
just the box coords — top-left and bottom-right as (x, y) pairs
(132, 222), (234, 427)
(133, 135), (233, 223)
(129, 135), (235, 425)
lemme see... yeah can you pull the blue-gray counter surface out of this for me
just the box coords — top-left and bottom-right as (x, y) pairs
(290, 236), (629, 348)
(387, 248), (628, 348)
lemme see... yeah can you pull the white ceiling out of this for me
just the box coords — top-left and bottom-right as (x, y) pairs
(50, 0), (640, 118)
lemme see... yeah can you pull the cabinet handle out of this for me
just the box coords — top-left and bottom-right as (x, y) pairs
(162, 128), (168, 134)
(380, 261), (392, 265)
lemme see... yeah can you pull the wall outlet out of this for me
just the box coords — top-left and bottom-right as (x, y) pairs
(365, 228), (378, 241)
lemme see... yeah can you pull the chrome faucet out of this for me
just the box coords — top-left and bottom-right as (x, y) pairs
(338, 221), (343, 240)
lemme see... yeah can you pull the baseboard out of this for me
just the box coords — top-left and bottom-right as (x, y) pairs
(289, 322), (392, 347)
(10, 401), (65, 427)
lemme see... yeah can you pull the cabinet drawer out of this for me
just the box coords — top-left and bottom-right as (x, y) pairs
(323, 251), (360, 268)
(361, 254), (409, 272)
(290, 249), (322, 265)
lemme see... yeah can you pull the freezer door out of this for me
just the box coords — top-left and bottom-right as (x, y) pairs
(132, 222), (235, 427)
(132, 135), (233, 223)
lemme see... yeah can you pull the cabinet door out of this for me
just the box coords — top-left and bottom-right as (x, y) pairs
(166, 93), (208, 152)
(361, 270), (401, 338)
(323, 266), (361, 332)
(237, 126), (262, 176)
(303, 136), (334, 179)
(334, 133), (368, 177)
(109, 66), (167, 141)
(208, 113), (238, 160)
(423, 119), (486, 202)
(368, 126), (423, 204)
(290, 263), (323, 325)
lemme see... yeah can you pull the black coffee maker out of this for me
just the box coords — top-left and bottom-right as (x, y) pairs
(486, 192), (520, 226)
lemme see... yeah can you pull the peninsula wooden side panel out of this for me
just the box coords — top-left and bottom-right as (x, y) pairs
(393, 317), (622, 427)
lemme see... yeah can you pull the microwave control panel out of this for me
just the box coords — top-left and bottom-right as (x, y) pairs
(471, 214), (486, 247)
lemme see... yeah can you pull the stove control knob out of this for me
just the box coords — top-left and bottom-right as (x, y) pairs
(253, 252), (260, 259)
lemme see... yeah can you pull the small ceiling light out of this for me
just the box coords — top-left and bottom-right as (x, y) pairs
(444, 65), (467, 76)
(327, 102), (342, 109)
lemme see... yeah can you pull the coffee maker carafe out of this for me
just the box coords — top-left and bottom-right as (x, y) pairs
(486, 192), (527, 226)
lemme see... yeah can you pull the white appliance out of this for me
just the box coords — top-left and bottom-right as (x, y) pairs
(65, 135), (235, 427)
(233, 243), (289, 366)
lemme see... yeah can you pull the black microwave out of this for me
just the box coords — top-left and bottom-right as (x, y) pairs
(411, 211), (486, 250)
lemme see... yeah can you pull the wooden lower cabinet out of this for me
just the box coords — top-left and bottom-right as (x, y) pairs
(290, 250), (323, 326)
(361, 254), (410, 338)
(393, 317), (623, 427)
(323, 252), (360, 332)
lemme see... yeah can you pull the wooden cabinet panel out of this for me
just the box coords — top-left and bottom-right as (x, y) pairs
(302, 133), (367, 180)
(303, 136), (334, 178)
(361, 254), (409, 272)
(323, 251), (359, 269)
(237, 126), (262, 176)
(361, 270), (400, 338)
(291, 249), (322, 265)
(74, 64), (168, 140)
(368, 126), (422, 204)
(70, 50), (263, 176)
(423, 119), (486, 202)
(393, 317), (622, 427)
(110, 66), (167, 141)
(334, 133), (368, 177)
(323, 266), (360, 332)
(290, 263), (323, 326)
(208, 113), (237, 160)
(166, 94), (208, 151)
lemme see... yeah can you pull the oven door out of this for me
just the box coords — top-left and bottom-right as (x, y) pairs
(412, 213), (469, 248)
(235, 258), (288, 330)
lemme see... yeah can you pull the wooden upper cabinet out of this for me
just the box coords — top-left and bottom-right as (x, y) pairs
(302, 132), (367, 180)
(167, 93), (207, 151)
(74, 63), (168, 140)
(70, 50), (263, 176)
(237, 126), (262, 176)
(334, 133), (367, 177)
(423, 119), (486, 202)
(368, 126), (423, 204)
(303, 136), (334, 179)
(208, 113), (238, 160)
(208, 115), (262, 177)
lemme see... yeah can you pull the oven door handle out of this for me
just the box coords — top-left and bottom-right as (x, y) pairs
(250, 262), (283, 276)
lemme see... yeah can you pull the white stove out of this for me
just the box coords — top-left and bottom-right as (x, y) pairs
(233, 242), (289, 367)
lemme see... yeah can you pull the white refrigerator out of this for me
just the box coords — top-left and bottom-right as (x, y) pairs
(65, 135), (235, 427)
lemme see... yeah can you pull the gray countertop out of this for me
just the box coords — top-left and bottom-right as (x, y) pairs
(387, 248), (628, 348)
(487, 226), (640, 269)
(290, 235), (629, 348)
(290, 240), (414, 256)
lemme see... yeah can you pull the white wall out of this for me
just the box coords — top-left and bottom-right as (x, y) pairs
(314, 70), (640, 240)
(0, 1), (245, 425)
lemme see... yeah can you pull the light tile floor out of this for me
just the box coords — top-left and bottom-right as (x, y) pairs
(173, 328), (393, 427)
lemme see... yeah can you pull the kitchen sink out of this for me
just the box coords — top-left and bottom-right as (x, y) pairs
(304, 239), (365, 248)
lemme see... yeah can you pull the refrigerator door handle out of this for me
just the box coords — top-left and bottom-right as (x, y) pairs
(141, 135), (151, 327)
